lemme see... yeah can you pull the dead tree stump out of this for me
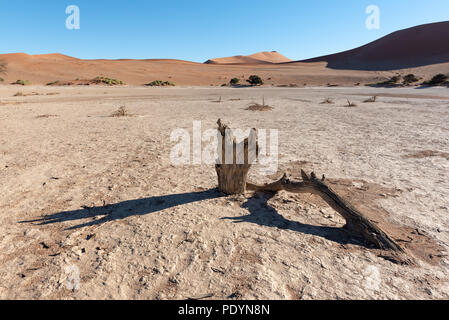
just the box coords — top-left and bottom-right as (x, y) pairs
(215, 119), (258, 195)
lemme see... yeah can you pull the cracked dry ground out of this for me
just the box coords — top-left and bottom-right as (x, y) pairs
(0, 86), (448, 299)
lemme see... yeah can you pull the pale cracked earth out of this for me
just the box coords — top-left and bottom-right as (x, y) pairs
(0, 85), (448, 299)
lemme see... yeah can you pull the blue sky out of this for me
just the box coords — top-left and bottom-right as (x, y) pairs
(0, 0), (448, 62)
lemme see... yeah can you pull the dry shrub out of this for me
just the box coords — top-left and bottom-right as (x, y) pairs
(14, 92), (40, 97)
(35, 114), (58, 119)
(320, 98), (334, 104)
(363, 96), (377, 103)
(345, 99), (357, 107)
(246, 97), (273, 111)
(110, 106), (130, 117)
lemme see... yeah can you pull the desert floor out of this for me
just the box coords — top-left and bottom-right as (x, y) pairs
(0, 85), (448, 299)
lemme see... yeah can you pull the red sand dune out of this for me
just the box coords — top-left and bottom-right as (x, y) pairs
(205, 51), (292, 65)
(298, 21), (449, 71)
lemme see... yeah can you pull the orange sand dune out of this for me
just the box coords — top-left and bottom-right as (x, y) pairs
(0, 52), (376, 86)
(205, 51), (292, 65)
(1, 21), (449, 86)
(298, 21), (449, 71)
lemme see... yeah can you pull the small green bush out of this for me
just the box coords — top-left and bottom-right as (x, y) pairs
(230, 78), (240, 85)
(145, 80), (176, 87)
(367, 75), (401, 87)
(246, 75), (264, 86)
(423, 74), (448, 86)
(46, 80), (60, 86)
(14, 80), (31, 86)
(403, 74), (419, 85)
(93, 76), (125, 86)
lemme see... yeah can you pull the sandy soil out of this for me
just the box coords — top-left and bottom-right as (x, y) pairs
(1, 52), (448, 88)
(0, 85), (448, 300)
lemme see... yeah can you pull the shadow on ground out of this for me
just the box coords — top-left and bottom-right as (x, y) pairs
(21, 188), (366, 247)
(223, 192), (367, 247)
(20, 189), (223, 230)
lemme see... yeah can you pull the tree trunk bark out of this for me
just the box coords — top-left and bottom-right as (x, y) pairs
(215, 119), (258, 195)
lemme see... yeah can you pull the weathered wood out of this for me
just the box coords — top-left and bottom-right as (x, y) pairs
(247, 171), (404, 252)
(215, 119), (403, 252)
(215, 119), (258, 195)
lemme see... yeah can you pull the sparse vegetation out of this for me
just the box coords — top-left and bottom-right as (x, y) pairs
(346, 99), (357, 107)
(14, 91), (40, 97)
(422, 74), (449, 86)
(368, 75), (401, 87)
(145, 80), (176, 87)
(35, 114), (58, 119)
(13, 80), (31, 86)
(110, 106), (130, 117)
(246, 97), (273, 111)
(403, 74), (419, 85)
(46, 80), (60, 86)
(320, 98), (334, 104)
(230, 78), (240, 86)
(363, 96), (377, 103)
(212, 96), (222, 103)
(93, 76), (125, 86)
(246, 75), (264, 86)
(0, 77), (4, 82)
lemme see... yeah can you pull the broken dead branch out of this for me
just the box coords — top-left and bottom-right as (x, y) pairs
(215, 119), (404, 252)
(247, 172), (404, 252)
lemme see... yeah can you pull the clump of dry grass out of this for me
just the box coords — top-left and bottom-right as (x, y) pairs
(320, 98), (334, 104)
(212, 96), (222, 103)
(363, 96), (377, 103)
(14, 92), (40, 97)
(246, 97), (273, 111)
(35, 114), (58, 119)
(345, 99), (357, 107)
(110, 106), (130, 117)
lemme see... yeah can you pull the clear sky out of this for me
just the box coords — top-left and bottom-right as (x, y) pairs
(1, 0), (448, 62)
